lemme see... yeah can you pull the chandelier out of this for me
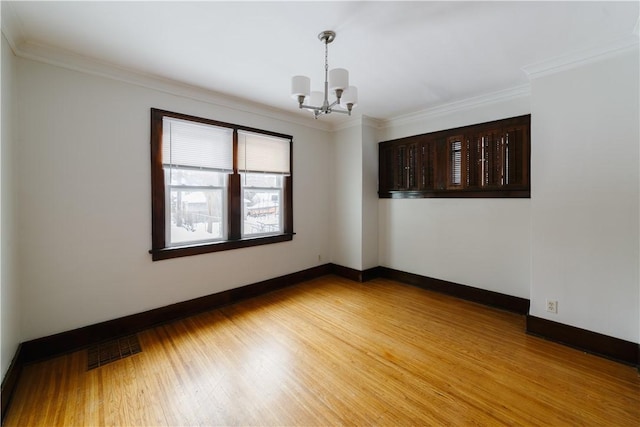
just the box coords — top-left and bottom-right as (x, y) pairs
(291, 30), (358, 119)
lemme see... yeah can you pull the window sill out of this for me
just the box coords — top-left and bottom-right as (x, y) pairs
(150, 233), (294, 261)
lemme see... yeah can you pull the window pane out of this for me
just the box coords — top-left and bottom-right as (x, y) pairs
(165, 167), (227, 187)
(243, 173), (282, 188)
(242, 173), (282, 237)
(169, 188), (225, 245)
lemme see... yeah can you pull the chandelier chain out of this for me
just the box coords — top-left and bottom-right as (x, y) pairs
(325, 38), (329, 73)
(323, 38), (330, 110)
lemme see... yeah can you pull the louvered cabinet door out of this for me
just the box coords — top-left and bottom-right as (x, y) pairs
(379, 139), (421, 196)
(378, 140), (409, 196)
(394, 144), (407, 190)
(502, 125), (529, 188)
(446, 135), (466, 190)
(485, 129), (504, 188)
(405, 142), (421, 191)
(467, 126), (528, 191)
(378, 143), (394, 196)
(419, 140), (437, 191)
(396, 141), (424, 192)
(472, 129), (503, 189)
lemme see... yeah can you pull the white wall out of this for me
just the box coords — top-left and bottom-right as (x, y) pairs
(530, 49), (639, 342)
(331, 124), (363, 270)
(15, 57), (333, 341)
(331, 118), (380, 272)
(378, 97), (532, 299)
(361, 119), (379, 270)
(1, 33), (21, 378)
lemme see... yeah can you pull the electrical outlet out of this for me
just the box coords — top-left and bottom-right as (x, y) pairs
(546, 299), (558, 314)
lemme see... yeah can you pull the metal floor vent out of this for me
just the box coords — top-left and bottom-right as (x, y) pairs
(87, 334), (141, 370)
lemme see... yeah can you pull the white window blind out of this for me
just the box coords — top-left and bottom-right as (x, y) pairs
(162, 117), (233, 171)
(238, 131), (290, 174)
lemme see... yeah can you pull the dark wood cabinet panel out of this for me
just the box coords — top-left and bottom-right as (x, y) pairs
(378, 115), (530, 199)
(419, 139), (437, 191)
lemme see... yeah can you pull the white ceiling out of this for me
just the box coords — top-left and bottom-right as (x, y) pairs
(2, 1), (639, 124)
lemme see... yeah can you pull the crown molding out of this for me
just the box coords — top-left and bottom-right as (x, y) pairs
(380, 84), (531, 129)
(8, 39), (334, 133)
(522, 34), (639, 79)
(331, 115), (384, 132)
(0, 1), (24, 52)
(361, 115), (384, 130)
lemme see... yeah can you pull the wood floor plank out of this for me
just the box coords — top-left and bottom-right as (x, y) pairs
(4, 276), (639, 426)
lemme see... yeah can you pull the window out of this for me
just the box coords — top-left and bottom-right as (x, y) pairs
(150, 109), (293, 261)
(162, 117), (232, 246)
(237, 130), (290, 237)
(378, 115), (530, 198)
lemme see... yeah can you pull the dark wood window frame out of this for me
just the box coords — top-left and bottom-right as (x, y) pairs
(150, 109), (294, 261)
(378, 115), (530, 199)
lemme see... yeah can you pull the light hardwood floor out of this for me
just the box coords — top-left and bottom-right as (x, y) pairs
(4, 276), (639, 426)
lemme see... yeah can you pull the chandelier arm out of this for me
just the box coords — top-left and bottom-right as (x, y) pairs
(298, 104), (323, 112)
(300, 103), (350, 117)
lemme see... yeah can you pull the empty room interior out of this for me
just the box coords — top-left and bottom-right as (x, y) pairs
(1, 1), (639, 425)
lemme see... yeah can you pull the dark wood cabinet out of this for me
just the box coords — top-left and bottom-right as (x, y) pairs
(388, 141), (420, 191)
(379, 137), (433, 196)
(379, 115), (530, 199)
